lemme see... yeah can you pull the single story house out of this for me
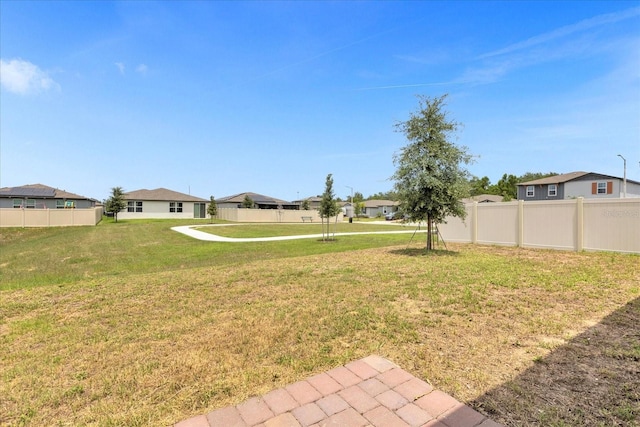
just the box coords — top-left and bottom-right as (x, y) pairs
(119, 188), (209, 219)
(462, 194), (504, 204)
(361, 199), (400, 218)
(292, 196), (323, 210)
(517, 171), (640, 201)
(0, 183), (97, 209)
(216, 192), (299, 210)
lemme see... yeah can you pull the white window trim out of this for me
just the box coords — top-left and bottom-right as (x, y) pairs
(597, 182), (607, 194)
(548, 184), (557, 197)
(526, 186), (535, 197)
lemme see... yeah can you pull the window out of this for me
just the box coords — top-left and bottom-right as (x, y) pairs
(597, 182), (607, 194)
(13, 199), (22, 208)
(25, 199), (35, 209)
(127, 201), (143, 212)
(548, 185), (557, 197)
(169, 202), (183, 213)
(526, 186), (535, 197)
(56, 200), (65, 209)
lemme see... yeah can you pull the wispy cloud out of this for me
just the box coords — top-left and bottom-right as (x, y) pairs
(115, 62), (125, 75)
(136, 64), (148, 75)
(0, 58), (59, 95)
(477, 6), (640, 59)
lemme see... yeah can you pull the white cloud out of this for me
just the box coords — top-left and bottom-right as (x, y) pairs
(136, 64), (148, 75)
(115, 62), (125, 75)
(0, 58), (59, 94)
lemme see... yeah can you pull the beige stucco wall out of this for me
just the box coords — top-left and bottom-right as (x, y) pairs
(118, 201), (202, 220)
(0, 207), (102, 227)
(216, 208), (342, 223)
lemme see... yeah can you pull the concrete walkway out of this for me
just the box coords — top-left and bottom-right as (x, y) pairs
(174, 355), (503, 427)
(171, 224), (426, 242)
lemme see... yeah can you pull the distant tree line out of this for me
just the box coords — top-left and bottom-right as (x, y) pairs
(342, 172), (557, 203)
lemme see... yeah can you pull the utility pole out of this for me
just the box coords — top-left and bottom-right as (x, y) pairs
(617, 154), (627, 198)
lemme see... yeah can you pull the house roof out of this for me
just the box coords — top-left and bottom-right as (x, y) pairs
(462, 194), (504, 203)
(517, 172), (590, 186)
(363, 199), (399, 208)
(217, 192), (292, 206)
(0, 183), (92, 200)
(124, 188), (207, 202)
(517, 171), (640, 187)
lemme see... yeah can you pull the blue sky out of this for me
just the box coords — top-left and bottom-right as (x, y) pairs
(1, 1), (639, 202)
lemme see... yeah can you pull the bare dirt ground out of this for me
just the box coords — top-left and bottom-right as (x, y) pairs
(474, 296), (640, 426)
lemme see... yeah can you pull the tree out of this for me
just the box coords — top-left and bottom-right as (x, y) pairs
(469, 176), (491, 196)
(301, 199), (310, 210)
(319, 173), (340, 241)
(242, 195), (254, 209)
(392, 94), (474, 250)
(495, 173), (518, 201)
(104, 186), (126, 223)
(207, 196), (217, 222)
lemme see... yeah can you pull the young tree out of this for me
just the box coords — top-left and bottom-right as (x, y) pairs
(104, 186), (126, 223)
(301, 199), (310, 210)
(207, 196), (218, 222)
(319, 173), (340, 241)
(392, 94), (474, 250)
(242, 195), (254, 209)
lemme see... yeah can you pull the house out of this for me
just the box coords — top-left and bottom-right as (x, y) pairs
(361, 199), (400, 218)
(292, 196), (323, 210)
(517, 171), (640, 200)
(216, 192), (299, 210)
(0, 183), (97, 209)
(462, 194), (504, 203)
(119, 188), (209, 219)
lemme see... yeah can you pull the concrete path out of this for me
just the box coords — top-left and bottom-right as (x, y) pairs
(172, 224), (427, 242)
(174, 355), (503, 427)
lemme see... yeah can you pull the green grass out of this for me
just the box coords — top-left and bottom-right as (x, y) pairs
(193, 221), (412, 237)
(0, 219), (419, 291)
(1, 219), (638, 426)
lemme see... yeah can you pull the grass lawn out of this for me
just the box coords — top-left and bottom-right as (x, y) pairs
(1, 219), (638, 426)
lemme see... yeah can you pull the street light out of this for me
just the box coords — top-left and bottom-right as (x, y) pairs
(345, 185), (353, 221)
(617, 154), (627, 198)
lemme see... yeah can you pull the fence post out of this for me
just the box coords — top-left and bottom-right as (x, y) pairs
(471, 202), (478, 244)
(518, 200), (524, 248)
(576, 197), (584, 252)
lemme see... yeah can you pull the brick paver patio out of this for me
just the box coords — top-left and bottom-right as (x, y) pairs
(173, 355), (503, 427)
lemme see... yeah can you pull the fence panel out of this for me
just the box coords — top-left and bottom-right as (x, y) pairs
(583, 199), (640, 253)
(522, 201), (577, 250)
(477, 202), (519, 246)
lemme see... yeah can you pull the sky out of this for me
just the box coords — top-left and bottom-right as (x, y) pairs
(1, 1), (639, 202)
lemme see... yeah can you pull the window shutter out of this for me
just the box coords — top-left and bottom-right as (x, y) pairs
(591, 183), (597, 194)
(607, 181), (613, 194)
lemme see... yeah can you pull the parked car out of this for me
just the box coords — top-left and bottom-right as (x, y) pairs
(385, 211), (402, 220)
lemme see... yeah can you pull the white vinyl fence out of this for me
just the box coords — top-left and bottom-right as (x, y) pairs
(438, 198), (639, 254)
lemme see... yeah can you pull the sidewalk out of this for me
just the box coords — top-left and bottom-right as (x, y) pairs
(173, 355), (503, 427)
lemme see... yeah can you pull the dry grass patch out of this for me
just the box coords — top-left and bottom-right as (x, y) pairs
(1, 243), (638, 426)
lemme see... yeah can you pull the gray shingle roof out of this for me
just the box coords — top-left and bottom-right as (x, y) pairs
(124, 188), (207, 202)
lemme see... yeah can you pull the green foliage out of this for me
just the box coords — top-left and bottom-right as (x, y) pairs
(468, 171), (558, 200)
(392, 94), (474, 249)
(319, 174), (340, 240)
(319, 174), (339, 219)
(367, 190), (398, 201)
(104, 186), (126, 223)
(207, 196), (217, 221)
(242, 195), (254, 209)
(301, 199), (310, 210)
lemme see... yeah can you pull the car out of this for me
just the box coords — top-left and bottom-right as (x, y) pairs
(385, 212), (400, 220)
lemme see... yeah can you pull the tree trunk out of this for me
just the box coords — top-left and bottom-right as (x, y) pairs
(426, 214), (432, 251)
